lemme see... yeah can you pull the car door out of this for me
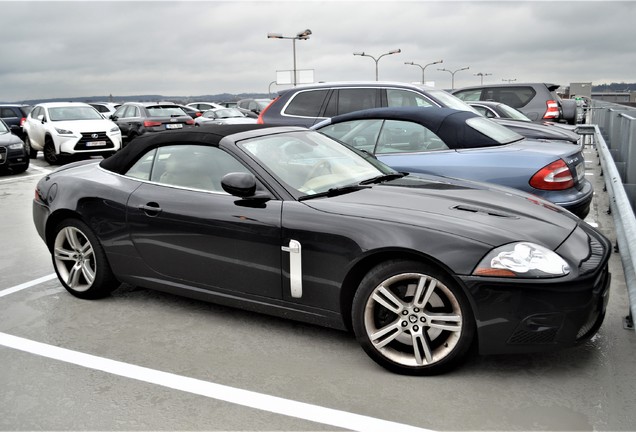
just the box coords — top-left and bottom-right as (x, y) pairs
(125, 144), (283, 299)
(26, 106), (47, 148)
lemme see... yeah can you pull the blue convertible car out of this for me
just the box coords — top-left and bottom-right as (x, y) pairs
(313, 107), (592, 218)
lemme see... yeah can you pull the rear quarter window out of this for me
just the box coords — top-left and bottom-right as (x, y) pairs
(284, 90), (329, 117)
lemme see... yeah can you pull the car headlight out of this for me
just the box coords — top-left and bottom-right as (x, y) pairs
(110, 126), (120, 133)
(473, 242), (570, 278)
(8, 143), (24, 150)
(55, 127), (74, 135)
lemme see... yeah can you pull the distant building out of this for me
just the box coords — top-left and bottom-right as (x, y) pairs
(591, 91), (636, 104)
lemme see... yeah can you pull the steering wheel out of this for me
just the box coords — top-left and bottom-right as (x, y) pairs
(305, 160), (332, 182)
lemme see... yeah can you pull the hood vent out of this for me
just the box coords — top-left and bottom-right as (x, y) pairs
(452, 204), (519, 219)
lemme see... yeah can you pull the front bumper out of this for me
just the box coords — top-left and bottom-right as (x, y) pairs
(461, 223), (611, 355)
(0, 146), (29, 169)
(57, 130), (122, 155)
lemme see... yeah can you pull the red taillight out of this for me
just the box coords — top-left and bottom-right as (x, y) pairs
(186, 119), (195, 125)
(144, 120), (162, 127)
(543, 100), (560, 119)
(20, 117), (26, 127)
(529, 159), (574, 190)
(257, 97), (278, 124)
(195, 112), (202, 117)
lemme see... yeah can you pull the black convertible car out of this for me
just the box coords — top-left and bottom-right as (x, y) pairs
(33, 124), (611, 375)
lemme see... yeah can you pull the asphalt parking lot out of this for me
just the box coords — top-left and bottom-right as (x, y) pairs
(1, 148), (635, 431)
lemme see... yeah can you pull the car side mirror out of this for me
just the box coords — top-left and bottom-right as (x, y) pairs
(221, 172), (270, 201)
(110, 115), (118, 121)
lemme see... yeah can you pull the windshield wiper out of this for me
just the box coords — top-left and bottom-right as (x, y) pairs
(359, 172), (407, 185)
(298, 184), (370, 201)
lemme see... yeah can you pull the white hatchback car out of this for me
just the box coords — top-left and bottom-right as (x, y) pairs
(24, 102), (122, 164)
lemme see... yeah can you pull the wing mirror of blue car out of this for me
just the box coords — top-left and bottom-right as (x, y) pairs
(221, 172), (271, 202)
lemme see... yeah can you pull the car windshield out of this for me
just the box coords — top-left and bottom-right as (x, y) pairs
(215, 108), (244, 118)
(48, 106), (104, 121)
(498, 104), (532, 121)
(466, 117), (524, 144)
(426, 89), (480, 114)
(0, 121), (8, 133)
(239, 130), (395, 196)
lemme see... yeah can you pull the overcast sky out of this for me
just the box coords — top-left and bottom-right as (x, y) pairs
(1, 1), (634, 102)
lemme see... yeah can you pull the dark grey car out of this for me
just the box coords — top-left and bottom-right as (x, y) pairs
(111, 102), (195, 144)
(452, 83), (579, 124)
(257, 81), (477, 127)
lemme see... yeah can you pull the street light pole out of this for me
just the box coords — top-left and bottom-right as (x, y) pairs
(404, 59), (443, 84)
(437, 66), (470, 90)
(267, 29), (312, 86)
(353, 49), (401, 81)
(474, 72), (492, 85)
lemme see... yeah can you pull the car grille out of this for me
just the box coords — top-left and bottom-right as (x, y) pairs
(73, 132), (115, 151)
(0, 147), (6, 165)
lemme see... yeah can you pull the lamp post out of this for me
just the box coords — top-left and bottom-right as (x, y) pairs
(267, 29), (312, 86)
(353, 49), (401, 81)
(474, 72), (492, 85)
(404, 59), (443, 84)
(437, 66), (470, 90)
(502, 78), (517, 83)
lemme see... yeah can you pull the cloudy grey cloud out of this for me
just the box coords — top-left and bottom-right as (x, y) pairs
(1, 1), (634, 102)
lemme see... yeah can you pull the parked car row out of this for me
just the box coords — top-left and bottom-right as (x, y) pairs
(256, 81), (592, 218)
(20, 80), (611, 376)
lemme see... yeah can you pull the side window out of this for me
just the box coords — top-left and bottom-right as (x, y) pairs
(472, 105), (495, 118)
(125, 149), (157, 180)
(376, 120), (449, 154)
(0, 108), (16, 118)
(453, 89), (482, 101)
(336, 89), (378, 115)
(320, 120), (382, 154)
(386, 89), (434, 108)
(150, 145), (251, 192)
(128, 106), (140, 118)
(284, 90), (329, 117)
(31, 106), (44, 121)
(113, 106), (127, 118)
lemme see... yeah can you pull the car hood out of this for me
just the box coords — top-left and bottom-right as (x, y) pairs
(0, 131), (23, 146)
(303, 174), (578, 249)
(494, 119), (579, 143)
(52, 119), (117, 132)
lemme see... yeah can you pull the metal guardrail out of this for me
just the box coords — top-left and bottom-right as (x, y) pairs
(584, 100), (636, 329)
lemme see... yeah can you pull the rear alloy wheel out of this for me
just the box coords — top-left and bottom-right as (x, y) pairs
(352, 260), (475, 375)
(52, 219), (117, 299)
(24, 135), (38, 158)
(43, 139), (60, 165)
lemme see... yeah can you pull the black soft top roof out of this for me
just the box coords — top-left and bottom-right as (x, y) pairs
(100, 124), (277, 174)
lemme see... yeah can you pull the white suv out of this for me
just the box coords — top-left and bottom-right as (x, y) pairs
(24, 102), (122, 164)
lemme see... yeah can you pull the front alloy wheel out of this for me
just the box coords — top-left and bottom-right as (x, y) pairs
(52, 219), (117, 299)
(44, 140), (60, 165)
(352, 260), (475, 375)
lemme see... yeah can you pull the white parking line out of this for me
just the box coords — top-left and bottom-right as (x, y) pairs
(0, 273), (57, 298)
(0, 332), (433, 432)
(29, 165), (53, 174)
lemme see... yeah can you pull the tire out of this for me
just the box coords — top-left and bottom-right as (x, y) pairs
(352, 260), (475, 375)
(43, 138), (61, 165)
(51, 218), (118, 299)
(24, 135), (38, 159)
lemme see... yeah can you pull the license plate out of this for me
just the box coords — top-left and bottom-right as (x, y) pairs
(575, 162), (585, 182)
(166, 124), (183, 129)
(86, 141), (107, 147)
